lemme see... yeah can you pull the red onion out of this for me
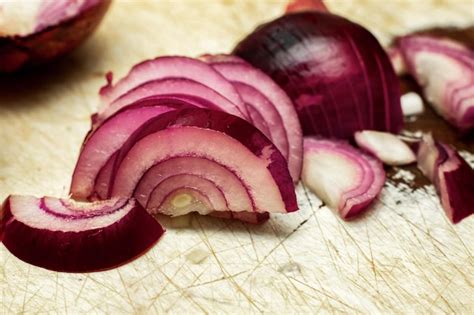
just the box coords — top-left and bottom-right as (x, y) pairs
(1, 196), (164, 272)
(98, 56), (246, 116)
(416, 135), (474, 224)
(0, 0), (110, 72)
(202, 54), (303, 181)
(354, 130), (416, 166)
(234, 12), (403, 139)
(302, 137), (385, 219)
(396, 35), (474, 132)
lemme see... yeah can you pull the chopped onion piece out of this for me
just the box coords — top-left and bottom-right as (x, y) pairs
(401, 92), (424, 116)
(416, 135), (474, 224)
(396, 35), (474, 132)
(354, 130), (416, 166)
(285, 0), (328, 13)
(302, 137), (385, 219)
(387, 46), (407, 76)
(1, 196), (164, 272)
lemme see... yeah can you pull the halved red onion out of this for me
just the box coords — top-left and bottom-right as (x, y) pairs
(0, 0), (110, 72)
(96, 78), (246, 123)
(71, 98), (197, 201)
(302, 137), (385, 219)
(109, 108), (297, 215)
(396, 35), (474, 132)
(1, 196), (164, 272)
(416, 135), (474, 224)
(285, 0), (328, 13)
(354, 130), (416, 166)
(204, 56), (303, 181)
(234, 12), (403, 139)
(98, 56), (246, 115)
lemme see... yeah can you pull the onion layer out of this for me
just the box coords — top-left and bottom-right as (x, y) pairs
(234, 12), (403, 139)
(396, 35), (474, 132)
(1, 196), (164, 272)
(416, 135), (474, 224)
(302, 137), (385, 219)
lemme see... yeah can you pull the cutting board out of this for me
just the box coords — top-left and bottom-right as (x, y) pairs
(1, 1), (473, 313)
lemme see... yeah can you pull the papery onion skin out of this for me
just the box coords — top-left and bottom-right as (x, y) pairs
(1, 196), (164, 272)
(0, 0), (111, 72)
(302, 137), (385, 219)
(416, 135), (474, 224)
(396, 35), (474, 132)
(234, 12), (403, 139)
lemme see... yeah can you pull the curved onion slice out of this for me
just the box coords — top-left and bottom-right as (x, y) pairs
(396, 35), (474, 132)
(234, 12), (403, 139)
(97, 78), (245, 123)
(204, 56), (303, 181)
(1, 196), (164, 272)
(70, 98), (197, 200)
(98, 56), (246, 114)
(302, 137), (385, 219)
(109, 108), (297, 215)
(0, 0), (110, 72)
(416, 135), (474, 224)
(354, 130), (416, 166)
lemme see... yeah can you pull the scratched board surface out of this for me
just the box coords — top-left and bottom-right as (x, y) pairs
(1, 1), (473, 313)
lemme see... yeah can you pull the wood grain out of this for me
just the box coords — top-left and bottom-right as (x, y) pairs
(1, 1), (473, 313)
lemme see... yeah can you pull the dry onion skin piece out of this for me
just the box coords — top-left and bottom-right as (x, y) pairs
(0, 196), (164, 272)
(396, 35), (474, 132)
(98, 56), (247, 117)
(0, 0), (111, 72)
(416, 135), (474, 224)
(234, 11), (403, 139)
(302, 137), (385, 219)
(354, 130), (416, 166)
(202, 54), (303, 182)
(285, 0), (328, 13)
(109, 108), (297, 216)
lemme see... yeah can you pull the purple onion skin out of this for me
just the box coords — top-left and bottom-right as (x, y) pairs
(234, 12), (403, 139)
(1, 196), (164, 272)
(0, 0), (111, 73)
(110, 108), (297, 212)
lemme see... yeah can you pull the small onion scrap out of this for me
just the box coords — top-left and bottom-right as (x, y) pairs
(302, 137), (385, 219)
(355, 130), (416, 166)
(285, 0), (328, 13)
(234, 11), (403, 139)
(396, 35), (474, 132)
(416, 135), (474, 224)
(1, 196), (164, 272)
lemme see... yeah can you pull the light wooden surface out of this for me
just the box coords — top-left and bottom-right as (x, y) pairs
(1, 1), (473, 313)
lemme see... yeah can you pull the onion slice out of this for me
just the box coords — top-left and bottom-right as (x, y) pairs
(203, 55), (303, 182)
(396, 35), (474, 132)
(1, 196), (164, 272)
(416, 135), (474, 224)
(98, 56), (246, 115)
(354, 130), (416, 166)
(302, 137), (385, 219)
(234, 11), (403, 139)
(110, 108), (297, 215)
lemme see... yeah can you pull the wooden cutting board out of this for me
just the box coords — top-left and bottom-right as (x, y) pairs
(1, 1), (473, 313)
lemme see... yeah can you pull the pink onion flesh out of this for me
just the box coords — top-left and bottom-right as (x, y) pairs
(234, 12), (403, 139)
(1, 196), (164, 272)
(302, 137), (385, 219)
(203, 55), (303, 182)
(396, 35), (474, 132)
(354, 130), (416, 166)
(416, 135), (474, 224)
(98, 56), (246, 115)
